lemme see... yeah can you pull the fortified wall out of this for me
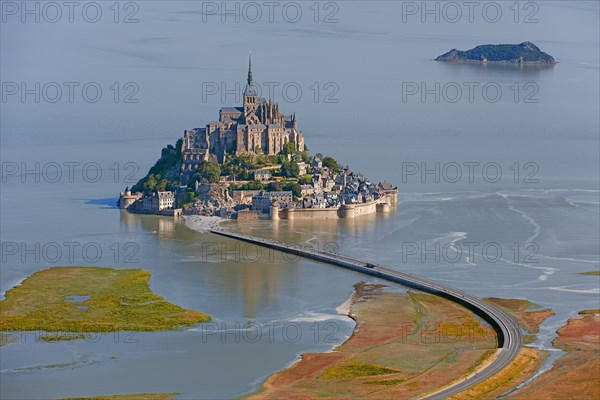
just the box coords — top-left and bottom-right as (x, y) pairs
(275, 191), (397, 221)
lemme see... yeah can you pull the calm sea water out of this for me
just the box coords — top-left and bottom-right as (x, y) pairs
(1, 1), (599, 399)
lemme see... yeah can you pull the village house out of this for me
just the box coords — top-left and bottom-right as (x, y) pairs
(251, 190), (293, 213)
(254, 170), (272, 182)
(252, 191), (272, 212)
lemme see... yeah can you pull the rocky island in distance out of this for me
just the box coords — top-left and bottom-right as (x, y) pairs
(436, 41), (556, 64)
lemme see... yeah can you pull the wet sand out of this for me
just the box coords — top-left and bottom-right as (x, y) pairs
(245, 283), (498, 399)
(183, 215), (223, 232)
(504, 310), (600, 399)
(450, 304), (599, 399)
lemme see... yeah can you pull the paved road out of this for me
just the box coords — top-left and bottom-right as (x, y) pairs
(209, 229), (523, 399)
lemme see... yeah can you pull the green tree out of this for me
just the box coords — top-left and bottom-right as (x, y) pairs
(267, 181), (281, 192)
(188, 162), (222, 188)
(280, 142), (297, 155)
(256, 154), (267, 166)
(223, 154), (258, 180)
(322, 156), (339, 171)
(298, 150), (312, 164)
(281, 182), (301, 198)
(156, 179), (168, 192)
(298, 174), (312, 185)
(200, 162), (221, 183)
(131, 139), (182, 193)
(178, 191), (197, 208)
(280, 160), (300, 178)
(241, 180), (266, 190)
(143, 174), (159, 194)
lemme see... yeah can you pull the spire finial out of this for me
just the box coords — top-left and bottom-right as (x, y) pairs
(247, 52), (253, 85)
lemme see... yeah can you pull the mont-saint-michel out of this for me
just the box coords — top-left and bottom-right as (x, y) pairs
(119, 57), (398, 220)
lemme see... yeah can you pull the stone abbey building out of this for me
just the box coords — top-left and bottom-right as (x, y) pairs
(181, 56), (305, 175)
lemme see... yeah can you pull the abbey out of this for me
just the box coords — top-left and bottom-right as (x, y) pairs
(181, 56), (305, 174)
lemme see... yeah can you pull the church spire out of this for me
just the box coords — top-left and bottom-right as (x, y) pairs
(243, 53), (257, 99)
(247, 52), (253, 85)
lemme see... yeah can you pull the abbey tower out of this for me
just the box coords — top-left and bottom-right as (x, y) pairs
(181, 55), (305, 177)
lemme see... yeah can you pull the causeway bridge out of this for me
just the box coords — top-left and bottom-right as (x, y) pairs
(209, 228), (523, 399)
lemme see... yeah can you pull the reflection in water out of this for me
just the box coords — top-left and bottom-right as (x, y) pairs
(119, 210), (179, 239)
(186, 211), (401, 319)
(437, 61), (557, 76)
(120, 211), (292, 319)
(230, 209), (398, 252)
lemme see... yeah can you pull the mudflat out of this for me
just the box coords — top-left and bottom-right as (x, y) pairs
(245, 283), (498, 399)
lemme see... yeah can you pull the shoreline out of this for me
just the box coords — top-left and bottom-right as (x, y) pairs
(183, 215), (224, 232)
(244, 283), (499, 399)
(210, 228), (526, 399)
(243, 287), (576, 400)
(436, 60), (557, 65)
(335, 292), (353, 316)
(452, 309), (599, 399)
(237, 294), (357, 399)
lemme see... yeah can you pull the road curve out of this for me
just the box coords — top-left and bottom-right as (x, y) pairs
(209, 228), (523, 399)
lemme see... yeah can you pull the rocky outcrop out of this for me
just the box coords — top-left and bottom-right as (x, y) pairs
(187, 183), (237, 216)
(436, 42), (556, 64)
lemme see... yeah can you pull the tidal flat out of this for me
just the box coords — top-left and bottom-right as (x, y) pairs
(243, 284), (576, 400)
(501, 310), (600, 399)
(0, 267), (211, 334)
(245, 283), (499, 399)
(449, 304), (599, 399)
(448, 298), (554, 399)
